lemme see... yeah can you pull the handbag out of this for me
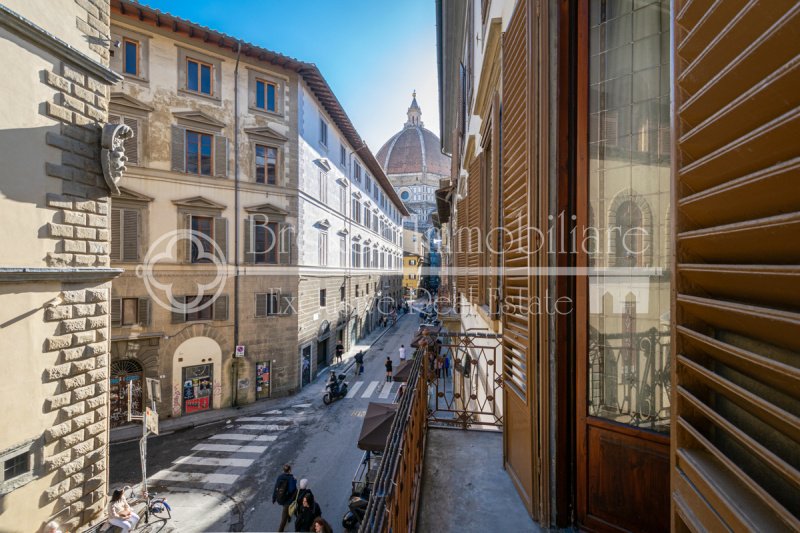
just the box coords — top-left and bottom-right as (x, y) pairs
(288, 490), (300, 517)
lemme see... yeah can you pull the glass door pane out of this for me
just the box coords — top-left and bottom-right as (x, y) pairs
(588, 0), (671, 433)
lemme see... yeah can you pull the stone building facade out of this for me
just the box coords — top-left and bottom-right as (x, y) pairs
(107, 2), (406, 424)
(0, 1), (123, 531)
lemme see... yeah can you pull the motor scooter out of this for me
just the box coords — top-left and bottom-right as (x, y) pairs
(323, 373), (348, 405)
(342, 491), (369, 532)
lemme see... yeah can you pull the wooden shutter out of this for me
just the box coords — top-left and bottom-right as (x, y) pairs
(171, 126), (185, 172)
(137, 298), (150, 326)
(243, 217), (252, 264)
(214, 217), (227, 262)
(456, 197), (468, 296)
(672, 2), (800, 531)
(123, 117), (139, 166)
(255, 293), (266, 318)
(213, 295), (228, 321)
(182, 214), (192, 263)
(171, 296), (186, 324)
(278, 223), (292, 265)
(214, 135), (228, 177)
(111, 207), (121, 261)
(110, 297), (121, 327)
(280, 292), (294, 315)
(467, 154), (481, 300)
(122, 209), (139, 262)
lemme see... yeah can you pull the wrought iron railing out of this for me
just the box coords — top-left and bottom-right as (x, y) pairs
(358, 353), (427, 533)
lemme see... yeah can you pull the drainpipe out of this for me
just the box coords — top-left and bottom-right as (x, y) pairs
(233, 41), (242, 407)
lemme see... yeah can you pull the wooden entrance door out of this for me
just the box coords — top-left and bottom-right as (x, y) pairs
(576, 1), (671, 530)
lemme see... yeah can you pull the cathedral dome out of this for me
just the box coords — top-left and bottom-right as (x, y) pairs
(376, 93), (450, 177)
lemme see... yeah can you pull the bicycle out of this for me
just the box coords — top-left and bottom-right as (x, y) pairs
(124, 485), (172, 524)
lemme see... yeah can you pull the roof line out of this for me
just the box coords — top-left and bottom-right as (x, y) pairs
(112, 0), (409, 216)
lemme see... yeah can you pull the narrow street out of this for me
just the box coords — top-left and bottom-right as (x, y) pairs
(109, 312), (423, 532)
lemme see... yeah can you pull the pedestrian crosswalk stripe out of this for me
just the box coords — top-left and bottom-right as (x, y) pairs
(209, 433), (277, 442)
(293, 403), (312, 408)
(263, 410), (283, 415)
(150, 470), (239, 485)
(361, 381), (379, 398)
(237, 417), (296, 424)
(192, 444), (268, 454)
(379, 382), (394, 399)
(238, 424), (289, 431)
(345, 381), (363, 398)
(174, 456), (254, 468)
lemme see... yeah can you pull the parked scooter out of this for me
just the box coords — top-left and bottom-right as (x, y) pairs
(342, 492), (369, 532)
(323, 372), (348, 405)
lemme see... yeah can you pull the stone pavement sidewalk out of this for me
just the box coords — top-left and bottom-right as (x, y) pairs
(120, 488), (237, 533)
(110, 311), (414, 444)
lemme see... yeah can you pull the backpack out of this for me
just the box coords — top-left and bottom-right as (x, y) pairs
(275, 476), (291, 505)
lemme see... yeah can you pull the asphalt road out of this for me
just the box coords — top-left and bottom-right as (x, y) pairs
(109, 312), (422, 532)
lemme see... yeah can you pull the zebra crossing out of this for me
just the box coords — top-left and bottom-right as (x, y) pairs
(147, 408), (305, 490)
(346, 380), (398, 400)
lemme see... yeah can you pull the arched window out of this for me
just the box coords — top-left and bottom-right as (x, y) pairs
(614, 201), (645, 267)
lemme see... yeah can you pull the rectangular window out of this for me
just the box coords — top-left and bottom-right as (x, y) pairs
(255, 144), (278, 185)
(353, 162), (361, 183)
(352, 243), (361, 268)
(111, 207), (140, 262)
(187, 58), (212, 95)
(3, 452), (29, 481)
(340, 145), (347, 166)
(255, 79), (277, 112)
(191, 215), (213, 263)
(340, 285), (345, 301)
(352, 199), (361, 224)
(365, 176), (371, 195)
(318, 231), (328, 266)
(121, 298), (138, 326)
(256, 292), (281, 317)
(320, 289), (327, 307)
(186, 130), (213, 176)
(186, 295), (213, 321)
(320, 119), (328, 147)
(339, 235), (346, 267)
(363, 205), (370, 227)
(123, 38), (139, 76)
(253, 221), (279, 264)
(339, 185), (347, 214)
(319, 171), (328, 203)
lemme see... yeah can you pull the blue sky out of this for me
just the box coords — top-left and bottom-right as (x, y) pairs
(141, 0), (441, 151)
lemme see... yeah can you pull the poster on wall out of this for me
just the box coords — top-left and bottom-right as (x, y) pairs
(256, 361), (270, 399)
(183, 364), (212, 414)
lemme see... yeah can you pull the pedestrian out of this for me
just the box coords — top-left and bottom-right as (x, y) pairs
(295, 492), (321, 532)
(444, 354), (450, 377)
(335, 340), (344, 364)
(273, 464), (298, 532)
(312, 517), (333, 533)
(354, 351), (364, 376)
(399, 344), (406, 362)
(385, 356), (393, 382)
(107, 488), (139, 533)
(436, 355), (444, 379)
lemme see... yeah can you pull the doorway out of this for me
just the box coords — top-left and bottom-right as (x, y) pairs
(301, 345), (311, 387)
(109, 359), (143, 428)
(182, 364), (213, 415)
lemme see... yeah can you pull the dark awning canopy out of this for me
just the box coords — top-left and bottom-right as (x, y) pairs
(357, 402), (399, 452)
(393, 360), (414, 383)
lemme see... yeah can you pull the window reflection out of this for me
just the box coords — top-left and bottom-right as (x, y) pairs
(588, 0), (671, 433)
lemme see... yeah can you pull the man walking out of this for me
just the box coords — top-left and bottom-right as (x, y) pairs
(398, 344), (406, 362)
(354, 351), (364, 376)
(272, 464), (298, 532)
(385, 356), (393, 382)
(335, 340), (344, 364)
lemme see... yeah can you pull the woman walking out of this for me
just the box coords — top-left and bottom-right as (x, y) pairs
(107, 488), (140, 533)
(385, 356), (393, 382)
(312, 517), (334, 533)
(295, 492), (321, 532)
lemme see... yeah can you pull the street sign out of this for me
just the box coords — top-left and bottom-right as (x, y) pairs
(146, 377), (161, 403)
(235, 345), (245, 357)
(145, 407), (159, 435)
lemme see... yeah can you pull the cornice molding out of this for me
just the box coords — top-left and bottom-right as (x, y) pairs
(0, 4), (121, 85)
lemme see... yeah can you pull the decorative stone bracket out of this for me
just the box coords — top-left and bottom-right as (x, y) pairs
(100, 122), (133, 196)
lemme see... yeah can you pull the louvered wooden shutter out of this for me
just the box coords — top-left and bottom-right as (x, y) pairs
(244, 218), (252, 264)
(122, 209), (139, 262)
(255, 293), (266, 318)
(456, 197), (468, 296)
(214, 217), (227, 262)
(137, 298), (150, 326)
(110, 297), (121, 327)
(123, 117), (139, 166)
(672, 2), (800, 531)
(182, 214), (192, 263)
(213, 295), (228, 321)
(111, 207), (121, 261)
(501, 1), (530, 403)
(171, 296), (186, 324)
(171, 126), (185, 172)
(214, 135), (228, 177)
(278, 223), (292, 265)
(281, 293), (294, 315)
(467, 155), (481, 300)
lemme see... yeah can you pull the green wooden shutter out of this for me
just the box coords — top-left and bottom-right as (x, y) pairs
(171, 126), (185, 172)
(214, 217), (227, 263)
(214, 135), (228, 177)
(137, 298), (150, 326)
